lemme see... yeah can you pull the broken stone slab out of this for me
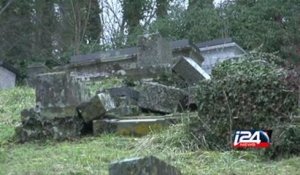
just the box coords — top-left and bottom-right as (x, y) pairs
(16, 112), (84, 143)
(109, 156), (182, 175)
(100, 86), (140, 106)
(35, 71), (90, 109)
(93, 118), (172, 136)
(172, 56), (211, 85)
(77, 92), (116, 123)
(107, 86), (139, 101)
(138, 82), (187, 114)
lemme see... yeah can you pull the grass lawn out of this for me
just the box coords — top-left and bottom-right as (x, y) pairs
(0, 87), (299, 175)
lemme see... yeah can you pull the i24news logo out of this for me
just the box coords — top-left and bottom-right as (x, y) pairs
(233, 130), (272, 148)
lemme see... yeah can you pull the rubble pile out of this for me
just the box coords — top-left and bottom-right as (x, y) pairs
(15, 33), (210, 142)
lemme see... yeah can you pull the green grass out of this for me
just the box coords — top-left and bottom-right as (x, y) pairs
(0, 87), (300, 175)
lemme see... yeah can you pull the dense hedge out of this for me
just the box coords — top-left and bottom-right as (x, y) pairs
(188, 52), (300, 156)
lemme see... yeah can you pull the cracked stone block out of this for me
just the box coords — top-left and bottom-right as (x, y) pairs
(138, 82), (187, 114)
(16, 109), (84, 142)
(172, 56), (211, 85)
(77, 92), (116, 123)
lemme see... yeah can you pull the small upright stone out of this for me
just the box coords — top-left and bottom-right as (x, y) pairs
(109, 156), (182, 175)
(138, 82), (187, 114)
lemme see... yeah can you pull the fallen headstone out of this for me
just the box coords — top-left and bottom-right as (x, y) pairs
(77, 92), (116, 123)
(138, 82), (187, 114)
(109, 156), (182, 175)
(35, 71), (90, 119)
(106, 87), (139, 102)
(172, 56), (210, 85)
(93, 117), (172, 136)
(16, 109), (83, 142)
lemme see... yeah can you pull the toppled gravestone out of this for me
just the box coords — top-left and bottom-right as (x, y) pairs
(16, 71), (89, 142)
(109, 156), (182, 175)
(77, 92), (116, 122)
(172, 56), (210, 85)
(15, 108), (83, 142)
(138, 82), (187, 114)
(102, 87), (141, 117)
(35, 71), (90, 119)
(103, 86), (139, 105)
(93, 117), (172, 136)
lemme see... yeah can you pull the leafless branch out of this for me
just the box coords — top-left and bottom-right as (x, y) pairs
(0, 0), (14, 16)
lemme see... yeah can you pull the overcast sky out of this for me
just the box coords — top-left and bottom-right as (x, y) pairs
(100, 0), (226, 45)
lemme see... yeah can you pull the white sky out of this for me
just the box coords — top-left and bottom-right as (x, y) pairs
(100, 0), (226, 45)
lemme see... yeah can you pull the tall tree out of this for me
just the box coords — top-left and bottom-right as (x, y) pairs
(188, 0), (214, 10)
(85, 0), (102, 43)
(156, 0), (169, 19)
(122, 0), (145, 36)
(32, 0), (56, 62)
(184, 0), (222, 42)
(55, 0), (102, 58)
(0, 0), (33, 67)
(224, 0), (300, 61)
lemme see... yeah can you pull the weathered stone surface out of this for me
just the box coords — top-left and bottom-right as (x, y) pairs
(20, 108), (40, 122)
(196, 38), (246, 74)
(171, 39), (204, 65)
(172, 56), (210, 85)
(97, 87), (141, 117)
(137, 33), (173, 68)
(109, 105), (140, 117)
(77, 93), (116, 122)
(109, 156), (182, 175)
(182, 86), (198, 110)
(138, 82), (187, 114)
(93, 118), (170, 136)
(16, 109), (84, 142)
(35, 71), (90, 109)
(26, 63), (50, 87)
(101, 86), (140, 106)
(0, 61), (17, 89)
(38, 106), (78, 120)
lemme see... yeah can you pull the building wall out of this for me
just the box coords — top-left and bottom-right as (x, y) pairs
(0, 66), (16, 89)
(200, 43), (246, 74)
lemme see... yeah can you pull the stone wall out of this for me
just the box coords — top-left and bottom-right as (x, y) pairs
(0, 66), (16, 89)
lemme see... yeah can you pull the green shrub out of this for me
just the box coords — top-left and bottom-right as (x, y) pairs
(265, 124), (300, 159)
(188, 52), (300, 153)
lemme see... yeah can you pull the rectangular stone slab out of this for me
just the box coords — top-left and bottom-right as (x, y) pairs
(93, 118), (172, 136)
(109, 156), (182, 175)
(172, 56), (210, 85)
(138, 82), (187, 114)
(35, 71), (90, 108)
